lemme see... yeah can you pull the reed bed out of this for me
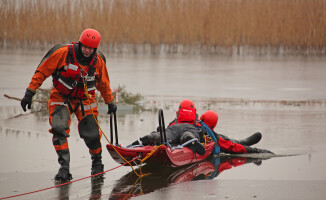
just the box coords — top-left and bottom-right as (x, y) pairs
(1, 0), (325, 55)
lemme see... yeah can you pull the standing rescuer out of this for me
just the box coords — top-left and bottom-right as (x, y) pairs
(20, 28), (117, 182)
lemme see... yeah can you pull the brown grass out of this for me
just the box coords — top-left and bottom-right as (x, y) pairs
(1, 0), (325, 55)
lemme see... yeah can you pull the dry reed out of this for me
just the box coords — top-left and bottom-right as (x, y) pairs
(1, 0), (325, 55)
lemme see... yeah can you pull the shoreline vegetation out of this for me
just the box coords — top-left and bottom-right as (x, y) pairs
(1, 0), (325, 56)
(3, 85), (146, 117)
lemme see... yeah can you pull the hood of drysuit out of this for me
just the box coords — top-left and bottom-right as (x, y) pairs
(75, 43), (97, 66)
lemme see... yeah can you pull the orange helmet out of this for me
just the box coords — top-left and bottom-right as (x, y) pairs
(200, 110), (218, 130)
(79, 28), (101, 48)
(176, 99), (197, 124)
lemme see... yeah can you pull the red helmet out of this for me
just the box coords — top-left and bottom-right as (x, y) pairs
(79, 28), (101, 48)
(176, 99), (197, 124)
(179, 99), (195, 110)
(200, 110), (218, 130)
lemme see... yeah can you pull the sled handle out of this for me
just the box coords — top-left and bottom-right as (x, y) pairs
(158, 109), (167, 144)
(110, 111), (119, 145)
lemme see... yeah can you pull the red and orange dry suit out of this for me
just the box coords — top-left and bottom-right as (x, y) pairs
(27, 44), (114, 155)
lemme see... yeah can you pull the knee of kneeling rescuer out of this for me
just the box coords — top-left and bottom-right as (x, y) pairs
(150, 131), (161, 144)
(180, 131), (197, 143)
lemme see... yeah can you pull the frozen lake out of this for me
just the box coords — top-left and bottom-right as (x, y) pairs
(0, 50), (326, 199)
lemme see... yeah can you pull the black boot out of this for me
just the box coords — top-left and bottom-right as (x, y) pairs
(54, 149), (72, 182)
(91, 151), (104, 175)
(238, 132), (262, 146)
(181, 131), (206, 156)
(245, 146), (274, 154)
(131, 131), (161, 146)
(134, 135), (152, 146)
(55, 167), (72, 182)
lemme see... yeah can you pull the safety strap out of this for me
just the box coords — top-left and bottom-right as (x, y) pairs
(79, 99), (85, 116)
(88, 53), (97, 76)
(64, 100), (85, 116)
(199, 121), (220, 154)
(67, 45), (76, 65)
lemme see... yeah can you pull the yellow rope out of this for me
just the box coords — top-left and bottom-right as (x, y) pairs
(203, 134), (215, 146)
(139, 144), (164, 175)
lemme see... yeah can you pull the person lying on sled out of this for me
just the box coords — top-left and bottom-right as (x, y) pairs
(131, 99), (273, 155)
(199, 110), (273, 154)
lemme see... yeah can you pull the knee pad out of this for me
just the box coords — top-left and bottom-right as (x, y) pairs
(78, 115), (100, 144)
(51, 105), (70, 138)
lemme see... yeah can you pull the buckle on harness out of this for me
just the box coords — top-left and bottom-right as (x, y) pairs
(72, 81), (77, 87)
(85, 76), (95, 81)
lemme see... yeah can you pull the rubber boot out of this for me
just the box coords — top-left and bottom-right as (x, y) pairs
(51, 105), (71, 182)
(54, 149), (72, 181)
(238, 132), (262, 146)
(181, 131), (206, 156)
(91, 151), (104, 175)
(245, 146), (274, 154)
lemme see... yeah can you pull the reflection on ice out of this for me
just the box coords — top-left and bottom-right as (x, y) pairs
(108, 154), (272, 200)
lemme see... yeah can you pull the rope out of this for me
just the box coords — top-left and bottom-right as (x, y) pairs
(138, 144), (164, 175)
(0, 157), (138, 200)
(203, 134), (208, 146)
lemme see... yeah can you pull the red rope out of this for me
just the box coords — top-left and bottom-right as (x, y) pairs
(0, 157), (138, 200)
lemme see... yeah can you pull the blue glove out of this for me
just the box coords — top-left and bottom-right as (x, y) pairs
(107, 102), (117, 114)
(21, 89), (35, 112)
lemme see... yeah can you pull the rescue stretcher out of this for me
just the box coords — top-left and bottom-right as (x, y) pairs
(106, 109), (215, 167)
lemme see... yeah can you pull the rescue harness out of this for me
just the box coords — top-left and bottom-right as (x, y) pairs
(52, 44), (98, 115)
(52, 44), (97, 100)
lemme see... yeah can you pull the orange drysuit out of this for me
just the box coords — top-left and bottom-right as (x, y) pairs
(27, 44), (114, 154)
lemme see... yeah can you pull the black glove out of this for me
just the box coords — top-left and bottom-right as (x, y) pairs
(107, 102), (117, 114)
(21, 89), (35, 112)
